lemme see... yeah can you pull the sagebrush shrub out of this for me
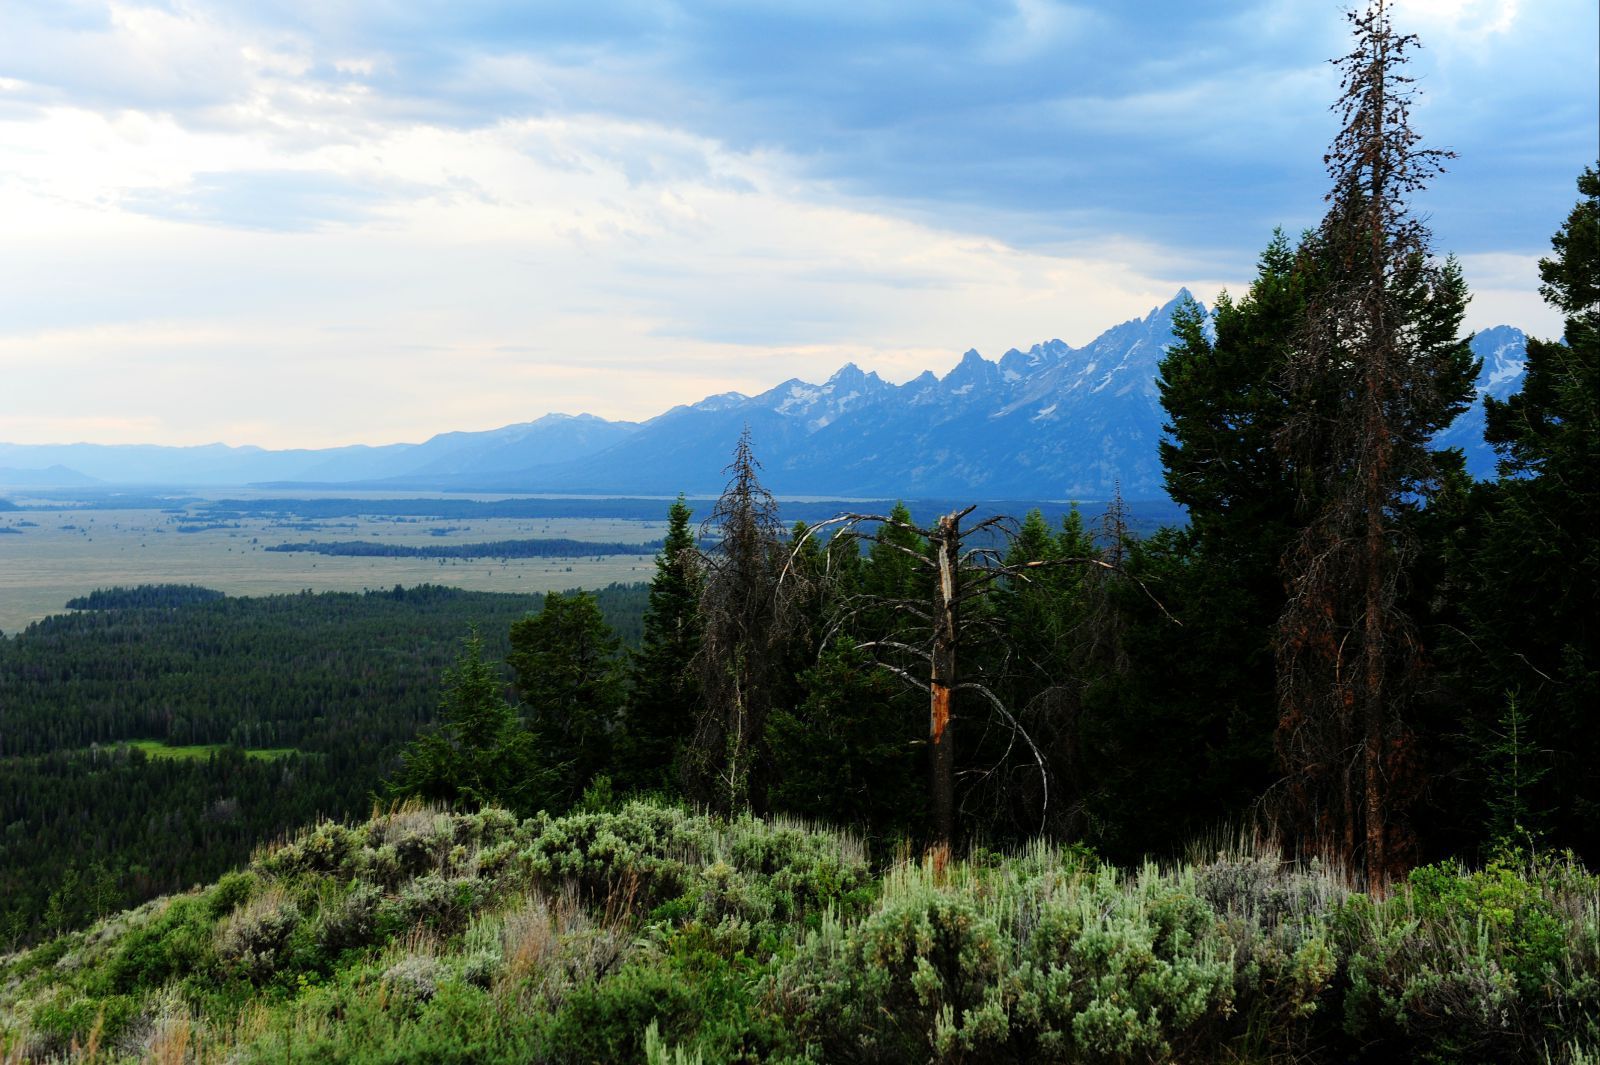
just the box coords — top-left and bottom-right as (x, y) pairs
(216, 890), (300, 983)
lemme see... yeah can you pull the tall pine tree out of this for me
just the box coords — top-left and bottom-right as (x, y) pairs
(1274, 0), (1476, 885)
(620, 494), (702, 792)
(1150, 234), (1312, 851)
(389, 628), (543, 813)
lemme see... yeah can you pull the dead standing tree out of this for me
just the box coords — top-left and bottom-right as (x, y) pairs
(1273, 0), (1474, 888)
(685, 428), (792, 815)
(786, 505), (1172, 859)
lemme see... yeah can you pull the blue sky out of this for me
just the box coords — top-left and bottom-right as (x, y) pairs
(1, 0), (1594, 447)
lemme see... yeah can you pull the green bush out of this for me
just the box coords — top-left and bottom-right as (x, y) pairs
(208, 871), (258, 918)
(548, 958), (702, 1064)
(99, 896), (215, 994)
(1407, 854), (1567, 994)
(26, 990), (140, 1060)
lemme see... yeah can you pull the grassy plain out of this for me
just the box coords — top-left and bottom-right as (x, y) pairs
(119, 739), (300, 761)
(0, 503), (665, 634)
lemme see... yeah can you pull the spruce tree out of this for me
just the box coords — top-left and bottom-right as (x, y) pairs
(508, 591), (625, 808)
(1151, 234), (1312, 850)
(851, 502), (929, 652)
(620, 494), (702, 791)
(1159, 234), (1305, 575)
(389, 628), (542, 813)
(768, 637), (922, 841)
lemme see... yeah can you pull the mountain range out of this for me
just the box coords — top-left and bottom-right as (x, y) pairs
(0, 293), (1529, 500)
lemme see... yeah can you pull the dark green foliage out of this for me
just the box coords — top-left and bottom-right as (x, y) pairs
(768, 638), (922, 843)
(548, 960), (702, 1062)
(1045, 245), (1321, 858)
(1452, 165), (1600, 857)
(620, 495), (702, 792)
(0, 582), (645, 757)
(859, 501), (927, 637)
(1159, 241), (1302, 547)
(390, 630), (546, 814)
(65, 584), (226, 609)
(509, 590), (627, 809)
(981, 508), (1099, 837)
(1480, 694), (1552, 847)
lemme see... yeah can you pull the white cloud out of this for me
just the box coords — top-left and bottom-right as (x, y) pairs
(1393, 0), (1520, 41)
(980, 0), (1094, 62)
(0, 89), (1208, 447)
(1456, 252), (1562, 339)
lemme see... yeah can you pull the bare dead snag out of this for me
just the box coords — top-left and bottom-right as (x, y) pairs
(783, 503), (1177, 856)
(928, 507), (966, 855)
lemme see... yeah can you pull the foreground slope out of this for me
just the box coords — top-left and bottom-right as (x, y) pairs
(3, 803), (1596, 1063)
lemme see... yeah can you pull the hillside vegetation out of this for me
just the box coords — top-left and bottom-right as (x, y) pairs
(2, 801), (1596, 1063)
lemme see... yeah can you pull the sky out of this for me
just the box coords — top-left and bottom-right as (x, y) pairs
(0, 0), (1594, 449)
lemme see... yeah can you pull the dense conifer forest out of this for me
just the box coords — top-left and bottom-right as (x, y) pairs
(0, 583), (648, 946)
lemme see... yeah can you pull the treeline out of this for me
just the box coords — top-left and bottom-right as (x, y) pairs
(263, 537), (661, 559)
(1, 583), (647, 757)
(65, 583), (226, 609)
(176, 494), (1175, 529)
(0, 582), (648, 943)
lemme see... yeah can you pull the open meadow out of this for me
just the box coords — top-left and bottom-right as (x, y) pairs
(0, 498), (666, 634)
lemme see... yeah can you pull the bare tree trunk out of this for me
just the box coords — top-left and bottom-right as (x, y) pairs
(1362, 35), (1391, 891)
(1364, 401), (1390, 889)
(929, 510), (960, 862)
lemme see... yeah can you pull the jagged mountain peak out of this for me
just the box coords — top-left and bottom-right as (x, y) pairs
(689, 392), (751, 413)
(826, 361), (873, 384)
(756, 361), (896, 430)
(941, 348), (1001, 394)
(999, 338), (1072, 381)
(1473, 324), (1528, 398)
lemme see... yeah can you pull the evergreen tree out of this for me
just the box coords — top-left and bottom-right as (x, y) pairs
(389, 628), (542, 812)
(1148, 235), (1313, 852)
(508, 591), (626, 808)
(768, 637), (922, 842)
(991, 507), (1098, 838)
(1159, 235), (1305, 577)
(620, 495), (702, 791)
(1274, 0), (1476, 884)
(858, 502), (927, 638)
(1459, 165), (1600, 853)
